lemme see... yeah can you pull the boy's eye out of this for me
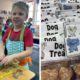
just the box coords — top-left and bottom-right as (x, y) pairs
(13, 13), (16, 15)
(19, 13), (24, 16)
(12, 13), (24, 16)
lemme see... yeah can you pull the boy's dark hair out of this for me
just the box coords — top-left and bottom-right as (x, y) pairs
(12, 1), (29, 19)
(29, 18), (33, 21)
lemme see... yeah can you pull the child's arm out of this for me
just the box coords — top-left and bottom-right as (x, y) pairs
(13, 46), (33, 59)
(0, 42), (5, 61)
(1, 46), (33, 65)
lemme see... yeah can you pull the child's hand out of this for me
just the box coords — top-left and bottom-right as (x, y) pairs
(0, 54), (5, 61)
(1, 55), (15, 65)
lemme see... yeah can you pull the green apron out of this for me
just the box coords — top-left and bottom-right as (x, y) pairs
(6, 26), (29, 69)
(0, 31), (2, 42)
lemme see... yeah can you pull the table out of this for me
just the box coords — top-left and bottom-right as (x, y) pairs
(0, 64), (35, 80)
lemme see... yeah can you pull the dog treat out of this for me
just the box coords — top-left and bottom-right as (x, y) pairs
(49, 69), (58, 80)
(41, 70), (50, 80)
(74, 63), (80, 76)
(42, 68), (58, 80)
(13, 69), (23, 79)
(59, 67), (73, 80)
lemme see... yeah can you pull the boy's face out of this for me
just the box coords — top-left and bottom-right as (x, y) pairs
(11, 6), (26, 27)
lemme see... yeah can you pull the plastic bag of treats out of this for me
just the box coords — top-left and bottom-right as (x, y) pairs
(41, 70), (50, 80)
(41, 68), (59, 80)
(59, 66), (73, 80)
(73, 63), (80, 80)
(42, 60), (69, 70)
(41, 60), (70, 80)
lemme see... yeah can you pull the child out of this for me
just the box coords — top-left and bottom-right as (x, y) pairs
(4, 18), (12, 31)
(26, 18), (33, 29)
(0, 1), (33, 69)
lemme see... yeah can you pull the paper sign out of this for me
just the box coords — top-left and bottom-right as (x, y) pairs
(65, 24), (80, 37)
(41, 22), (64, 36)
(65, 37), (80, 56)
(61, 3), (76, 10)
(67, 0), (76, 3)
(65, 16), (80, 23)
(65, 23), (80, 56)
(77, 0), (80, 3)
(41, 34), (66, 62)
(60, 0), (67, 3)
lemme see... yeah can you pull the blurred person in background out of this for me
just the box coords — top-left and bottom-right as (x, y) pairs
(0, 16), (5, 42)
(4, 18), (12, 32)
(26, 17), (33, 29)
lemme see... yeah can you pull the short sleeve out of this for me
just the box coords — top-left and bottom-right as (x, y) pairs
(2, 28), (11, 43)
(24, 28), (33, 48)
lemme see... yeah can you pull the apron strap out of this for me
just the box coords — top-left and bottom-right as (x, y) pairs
(0, 31), (2, 36)
(0, 25), (4, 36)
(20, 25), (25, 41)
(7, 30), (11, 41)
